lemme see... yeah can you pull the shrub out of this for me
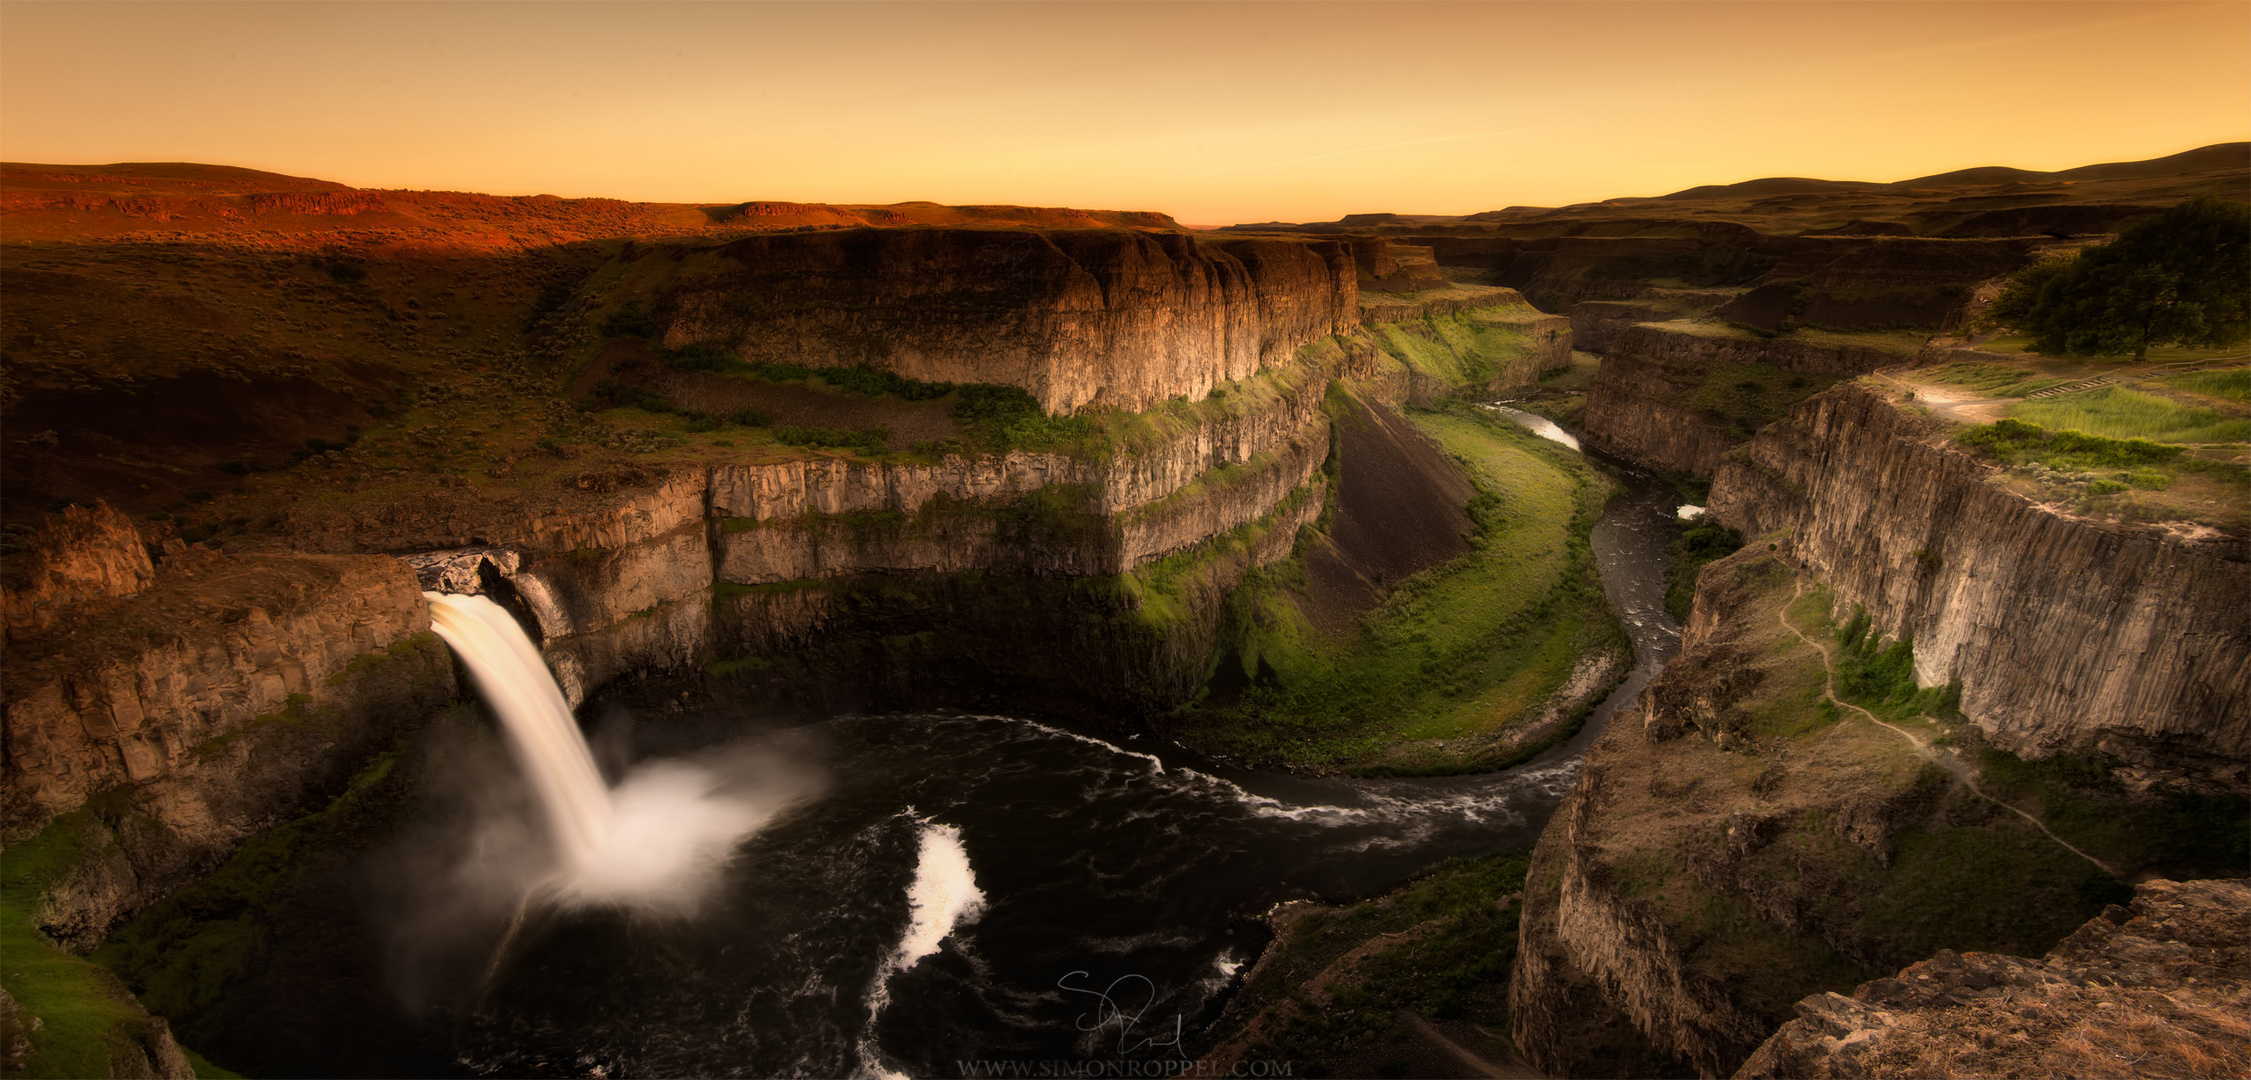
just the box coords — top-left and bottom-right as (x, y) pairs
(661, 344), (734, 372)
(601, 300), (654, 339)
(773, 425), (889, 453)
(1956, 417), (2182, 470)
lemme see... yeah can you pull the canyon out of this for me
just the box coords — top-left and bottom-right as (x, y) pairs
(3, 146), (2247, 1079)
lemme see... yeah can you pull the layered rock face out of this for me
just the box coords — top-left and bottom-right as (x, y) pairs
(1711, 383), (2250, 784)
(482, 403), (1338, 708)
(417, 302), (1476, 710)
(658, 229), (1361, 413)
(1569, 301), (1677, 354)
(1738, 878), (2251, 1080)
(3, 550), (454, 941)
(1580, 324), (1911, 478)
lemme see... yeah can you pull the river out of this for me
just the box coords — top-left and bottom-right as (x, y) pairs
(446, 409), (1686, 1078)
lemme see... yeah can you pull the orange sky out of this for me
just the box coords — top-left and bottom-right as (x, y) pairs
(2, 1), (2245, 225)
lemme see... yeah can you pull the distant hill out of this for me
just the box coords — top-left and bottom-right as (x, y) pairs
(1651, 176), (1884, 201)
(0, 162), (1182, 249)
(1663, 142), (2249, 200)
(1227, 142), (2247, 238)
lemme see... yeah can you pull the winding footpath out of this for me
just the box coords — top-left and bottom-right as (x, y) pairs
(1774, 572), (2122, 880)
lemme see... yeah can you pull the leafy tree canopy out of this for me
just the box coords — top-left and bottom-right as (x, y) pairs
(1989, 197), (2250, 360)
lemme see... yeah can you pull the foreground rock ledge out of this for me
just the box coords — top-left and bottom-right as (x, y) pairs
(1736, 877), (2251, 1079)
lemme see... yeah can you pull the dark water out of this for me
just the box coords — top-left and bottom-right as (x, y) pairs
(452, 411), (1686, 1078)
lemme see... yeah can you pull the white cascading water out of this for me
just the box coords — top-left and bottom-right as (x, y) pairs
(424, 591), (820, 917)
(425, 592), (614, 869)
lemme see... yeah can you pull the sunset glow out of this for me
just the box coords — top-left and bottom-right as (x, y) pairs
(3, 0), (2245, 223)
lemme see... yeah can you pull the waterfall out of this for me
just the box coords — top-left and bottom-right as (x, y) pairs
(422, 591), (823, 915)
(425, 592), (613, 870)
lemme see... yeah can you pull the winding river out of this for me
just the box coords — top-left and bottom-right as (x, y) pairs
(446, 409), (1687, 1078)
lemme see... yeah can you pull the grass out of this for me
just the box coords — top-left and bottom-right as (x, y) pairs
(1916, 362), (2073, 398)
(1204, 853), (1531, 1074)
(2006, 386), (2251, 444)
(2164, 367), (2251, 402)
(1956, 417), (2183, 472)
(1167, 404), (1623, 772)
(1786, 327), (1932, 356)
(1616, 557), (2148, 1005)
(0, 814), (187, 1080)
(1374, 307), (1542, 395)
(92, 746), (403, 1028)
(1956, 410), (2250, 532)
(1811, 605), (2241, 951)
(1688, 361), (1845, 438)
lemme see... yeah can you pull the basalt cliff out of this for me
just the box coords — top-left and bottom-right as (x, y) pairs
(1509, 380), (2248, 1077)
(2, 209), (1563, 958)
(1714, 382), (2248, 784)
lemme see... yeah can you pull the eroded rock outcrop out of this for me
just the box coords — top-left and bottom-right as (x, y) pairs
(1580, 324), (1915, 478)
(1, 501), (155, 641)
(1737, 877), (2251, 1080)
(1711, 382), (2251, 785)
(657, 229), (1361, 414)
(1570, 301), (1681, 354)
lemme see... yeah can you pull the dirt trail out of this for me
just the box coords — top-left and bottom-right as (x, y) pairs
(1774, 572), (2121, 879)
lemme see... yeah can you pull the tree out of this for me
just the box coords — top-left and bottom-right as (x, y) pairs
(1989, 197), (2251, 360)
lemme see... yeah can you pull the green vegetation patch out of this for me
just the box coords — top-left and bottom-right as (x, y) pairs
(1958, 413), (2249, 528)
(0, 813), (223, 1079)
(1094, 338), (1341, 461)
(1202, 853), (1531, 1074)
(1916, 362), (2073, 398)
(1814, 607), (2236, 941)
(1169, 405), (1624, 773)
(93, 747), (404, 1038)
(1688, 361), (1844, 438)
(1956, 417), (2184, 471)
(2163, 367), (2251, 403)
(2006, 386), (2251, 445)
(1120, 484), (1314, 632)
(1374, 308), (1540, 395)
(643, 342), (1104, 458)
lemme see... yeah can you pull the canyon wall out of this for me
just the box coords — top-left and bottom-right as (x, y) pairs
(1579, 324), (1917, 478)
(1514, 382), (2249, 1078)
(656, 229), (1363, 414)
(1711, 382), (2250, 783)
(2, 552), (454, 943)
(499, 346), (1364, 708)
